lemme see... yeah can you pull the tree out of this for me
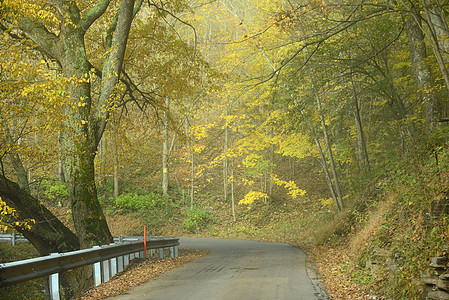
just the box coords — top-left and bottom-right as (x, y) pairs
(404, 9), (442, 126)
(0, 0), (206, 249)
(162, 99), (171, 197)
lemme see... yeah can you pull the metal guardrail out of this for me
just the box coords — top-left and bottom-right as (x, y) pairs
(0, 233), (27, 245)
(0, 236), (179, 299)
(0, 233), (150, 245)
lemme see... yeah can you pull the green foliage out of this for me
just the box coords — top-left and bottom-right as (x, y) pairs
(183, 207), (214, 233)
(39, 180), (68, 204)
(115, 192), (167, 212)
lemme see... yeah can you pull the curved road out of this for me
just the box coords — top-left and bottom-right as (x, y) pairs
(112, 238), (328, 300)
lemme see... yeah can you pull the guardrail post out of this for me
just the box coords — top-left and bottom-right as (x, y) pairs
(102, 259), (110, 282)
(49, 253), (60, 300)
(11, 232), (15, 246)
(117, 255), (124, 273)
(110, 258), (117, 277)
(158, 248), (164, 259)
(175, 245), (178, 257)
(93, 246), (102, 287)
(169, 246), (175, 258)
(110, 244), (117, 277)
(124, 253), (130, 267)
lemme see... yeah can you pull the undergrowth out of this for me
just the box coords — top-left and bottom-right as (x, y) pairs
(275, 142), (449, 299)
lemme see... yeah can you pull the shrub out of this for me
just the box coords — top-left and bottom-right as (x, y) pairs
(40, 179), (68, 205)
(183, 208), (214, 233)
(115, 192), (167, 212)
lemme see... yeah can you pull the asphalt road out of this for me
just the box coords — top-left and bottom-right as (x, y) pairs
(111, 237), (328, 300)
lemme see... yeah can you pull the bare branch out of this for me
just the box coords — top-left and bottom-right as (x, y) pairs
(147, 0), (198, 52)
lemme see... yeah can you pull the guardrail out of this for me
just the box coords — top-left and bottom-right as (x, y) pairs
(0, 233), (150, 245)
(0, 237), (179, 300)
(0, 233), (27, 245)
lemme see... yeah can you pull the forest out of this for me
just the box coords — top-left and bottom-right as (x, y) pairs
(1, 0), (449, 299)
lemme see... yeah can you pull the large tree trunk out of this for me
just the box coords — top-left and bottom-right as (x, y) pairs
(405, 12), (442, 126)
(0, 174), (79, 255)
(58, 26), (114, 248)
(0, 174), (92, 298)
(422, 1), (449, 96)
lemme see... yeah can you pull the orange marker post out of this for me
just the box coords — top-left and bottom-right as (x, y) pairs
(144, 226), (147, 259)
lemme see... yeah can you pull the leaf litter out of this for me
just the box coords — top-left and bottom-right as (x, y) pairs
(77, 248), (208, 300)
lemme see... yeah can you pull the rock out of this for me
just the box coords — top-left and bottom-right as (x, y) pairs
(437, 279), (449, 291)
(424, 274), (439, 285)
(430, 194), (449, 221)
(427, 289), (449, 300)
(430, 257), (448, 269)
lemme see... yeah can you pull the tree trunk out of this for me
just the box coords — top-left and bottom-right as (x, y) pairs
(60, 43), (114, 247)
(0, 174), (91, 297)
(58, 131), (65, 183)
(186, 119), (195, 209)
(223, 106), (229, 201)
(113, 134), (119, 200)
(162, 99), (170, 197)
(422, 1), (449, 96)
(378, 50), (413, 152)
(405, 11), (442, 126)
(0, 117), (30, 194)
(269, 135), (274, 199)
(231, 163), (236, 222)
(316, 96), (344, 211)
(191, 151), (195, 209)
(301, 110), (340, 211)
(349, 68), (370, 172)
(0, 175), (79, 255)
